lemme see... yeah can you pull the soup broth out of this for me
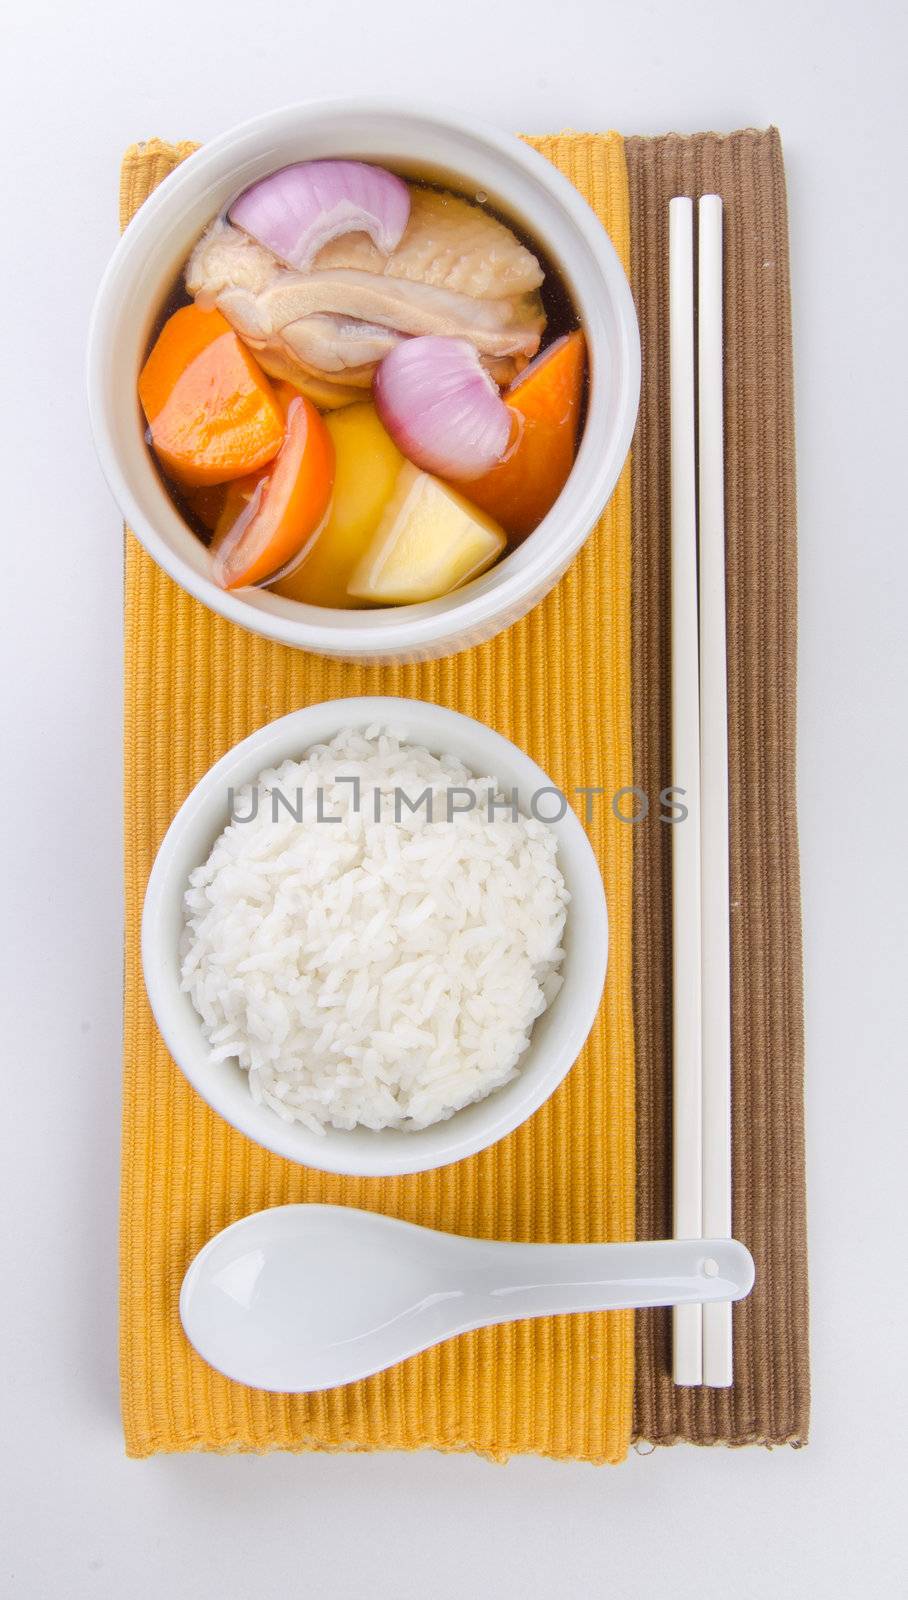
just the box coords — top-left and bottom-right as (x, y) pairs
(140, 160), (588, 608)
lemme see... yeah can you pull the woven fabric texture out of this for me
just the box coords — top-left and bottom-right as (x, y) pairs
(120, 134), (636, 1461)
(625, 130), (809, 1447)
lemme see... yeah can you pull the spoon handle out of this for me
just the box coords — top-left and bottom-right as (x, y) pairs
(467, 1237), (753, 1321)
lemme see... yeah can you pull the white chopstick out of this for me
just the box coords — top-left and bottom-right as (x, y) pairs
(698, 196), (734, 1387)
(669, 196), (703, 1387)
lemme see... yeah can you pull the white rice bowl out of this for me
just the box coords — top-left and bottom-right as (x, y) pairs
(181, 725), (569, 1134)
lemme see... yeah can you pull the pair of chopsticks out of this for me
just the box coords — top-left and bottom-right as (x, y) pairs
(669, 195), (733, 1388)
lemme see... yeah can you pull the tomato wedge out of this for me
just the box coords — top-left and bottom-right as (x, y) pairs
(454, 331), (586, 540)
(211, 390), (334, 590)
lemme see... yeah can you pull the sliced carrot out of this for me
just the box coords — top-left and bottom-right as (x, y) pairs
(205, 383), (302, 541)
(139, 304), (285, 488)
(452, 330), (586, 539)
(212, 392), (335, 590)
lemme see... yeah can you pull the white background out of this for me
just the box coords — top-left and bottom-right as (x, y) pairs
(1, 1), (906, 1594)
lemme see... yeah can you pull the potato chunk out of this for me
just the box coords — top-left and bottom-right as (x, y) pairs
(347, 464), (505, 605)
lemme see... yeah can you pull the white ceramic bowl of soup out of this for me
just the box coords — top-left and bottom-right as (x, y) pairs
(88, 99), (639, 662)
(141, 697), (608, 1176)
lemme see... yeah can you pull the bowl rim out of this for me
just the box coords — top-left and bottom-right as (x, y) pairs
(87, 96), (640, 657)
(141, 696), (609, 1175)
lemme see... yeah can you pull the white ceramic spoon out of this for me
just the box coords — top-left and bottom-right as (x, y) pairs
(180, 1205), (755, 1392)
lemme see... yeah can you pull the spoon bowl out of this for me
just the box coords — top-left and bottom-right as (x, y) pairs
(180, 1204), (755, 1392)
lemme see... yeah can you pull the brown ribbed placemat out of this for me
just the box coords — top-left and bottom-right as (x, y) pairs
(626, 129), (809, 1446)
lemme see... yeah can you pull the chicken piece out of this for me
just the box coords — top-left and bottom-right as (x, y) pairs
(256, 341), (524, 393)
(187, 219), (543, 393)
(283, 314), (407, 376)
(256, 360), (364, 410)
(234, 269), (544, 354)
(189, 223), (543, 355)
(313, 186), (544, 300)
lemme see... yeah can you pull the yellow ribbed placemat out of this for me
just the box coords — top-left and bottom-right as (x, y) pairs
(121, 134), (635, 1461)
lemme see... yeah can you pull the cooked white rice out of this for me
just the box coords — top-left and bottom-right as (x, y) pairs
(181, 725), (568, 1134)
